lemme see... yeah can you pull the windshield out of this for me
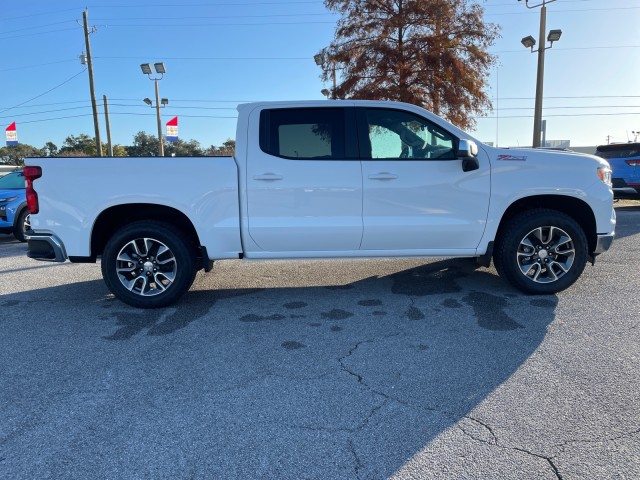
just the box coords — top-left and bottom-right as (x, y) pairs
(0, 171), (25, 189)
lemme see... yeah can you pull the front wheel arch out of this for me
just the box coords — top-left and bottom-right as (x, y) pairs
(494, 195), (597, 255)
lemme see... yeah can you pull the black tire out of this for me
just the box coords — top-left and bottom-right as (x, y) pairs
(13, 209), (30, 243)
(494, 209), (588, 294)
(101, 221), (197, 308)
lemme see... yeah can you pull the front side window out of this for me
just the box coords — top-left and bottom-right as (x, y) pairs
(260, 108), (346, 159)
(364, 108), (456, 160)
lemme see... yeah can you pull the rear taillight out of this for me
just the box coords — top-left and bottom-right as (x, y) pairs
(625, 159), (640, 166)
(23, 166), (42, 214)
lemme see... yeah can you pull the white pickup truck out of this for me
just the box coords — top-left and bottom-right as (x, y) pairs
(25, 100), (615, 308)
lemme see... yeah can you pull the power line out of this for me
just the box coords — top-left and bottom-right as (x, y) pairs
(92, 13), (334, 20)
(0, 60), (78, 73)
(0, 20), (75, 35)
(0, 28), (79, 40)
(90, 1), (325, 7)
(0, 70), (87, 115)
(475, 112), (640, 120)
(4, 95), (640, 112)
(0, 7), (78, 22)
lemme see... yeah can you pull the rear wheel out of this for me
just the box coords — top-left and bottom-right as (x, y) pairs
(101, 221), (197, 308)
(13, 209), (30, 243)
(494, 209), (588, 294)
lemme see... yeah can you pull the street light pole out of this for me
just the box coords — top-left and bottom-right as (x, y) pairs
(314, 52), (337, 99)
(141, 62), (167, 157)
(519, 0), (561, 148)
(532, 4), (547, 148)
(154, 78), (163, 157)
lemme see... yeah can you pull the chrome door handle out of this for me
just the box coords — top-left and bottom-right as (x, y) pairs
(368, 172), (398, 180)
(253, 173), (284, 181)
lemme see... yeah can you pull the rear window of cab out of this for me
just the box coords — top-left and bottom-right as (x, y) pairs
(595, 143), (640, 159)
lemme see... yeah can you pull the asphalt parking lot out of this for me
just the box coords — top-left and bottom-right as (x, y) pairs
(0, 199), (638, 479)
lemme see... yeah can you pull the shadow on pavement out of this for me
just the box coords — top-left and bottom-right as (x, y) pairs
(0, 258), (558, 478)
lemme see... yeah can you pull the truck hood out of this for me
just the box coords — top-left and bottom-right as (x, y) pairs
(485, 147), (611, 170)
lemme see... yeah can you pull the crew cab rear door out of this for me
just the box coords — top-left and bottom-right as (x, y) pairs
(245, 106), (362, 252)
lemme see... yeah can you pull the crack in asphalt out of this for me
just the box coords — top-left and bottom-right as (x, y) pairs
(338, 332), (403, 397)
(552, 427), (640, 451)
(513, 447), (563, 480)
(459, 415), (498, 445)
(457, 417), (563, 480)
(349, 439), (363, 480)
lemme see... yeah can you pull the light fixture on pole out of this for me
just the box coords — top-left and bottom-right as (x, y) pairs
(519, 0), (561, 148)
(314, 52), (337, 100)
(140, 62), (167, 157)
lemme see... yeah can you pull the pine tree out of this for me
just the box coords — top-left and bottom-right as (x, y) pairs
(318, 0), (500, 129)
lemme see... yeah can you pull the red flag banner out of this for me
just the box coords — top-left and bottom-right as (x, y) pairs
(166, 117), (178, 142)
(5, 122), (17, 146)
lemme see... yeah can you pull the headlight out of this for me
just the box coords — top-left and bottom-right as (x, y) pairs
(597, 167), (612, 187)
(0, 196), (17, 203)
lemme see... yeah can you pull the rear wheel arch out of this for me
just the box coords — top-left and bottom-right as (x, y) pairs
(91, 204), (201, 258)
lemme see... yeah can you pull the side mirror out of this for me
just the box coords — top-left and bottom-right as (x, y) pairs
(458, 139), (479, 172)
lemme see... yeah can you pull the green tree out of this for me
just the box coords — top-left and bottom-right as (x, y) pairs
(205, 139), (235, 156)
(112, 145), (128, 157)
(125, 131), (160, 157)
(58, 134), (103, 157)
(0, 144), (44, 166)
(165, 139), (205, 157)
(317, 0), (500, 129)
(42, 141), (58, 157)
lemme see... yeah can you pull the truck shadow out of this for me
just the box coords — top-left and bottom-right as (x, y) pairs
(1, 258), (557, 478)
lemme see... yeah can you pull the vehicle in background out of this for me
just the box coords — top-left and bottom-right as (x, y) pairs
(594, 143), (640, 196)
(0, 169), (29, 242)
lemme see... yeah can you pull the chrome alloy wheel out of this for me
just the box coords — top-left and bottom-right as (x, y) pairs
(516, 226), (575, 284)
(115, 237), (177, 296)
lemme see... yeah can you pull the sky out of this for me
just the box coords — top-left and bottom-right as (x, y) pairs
(0, 0), (638, 151)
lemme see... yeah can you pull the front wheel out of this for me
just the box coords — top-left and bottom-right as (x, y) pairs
(494, 209), (588, 294)
(101, 221), (197, 308)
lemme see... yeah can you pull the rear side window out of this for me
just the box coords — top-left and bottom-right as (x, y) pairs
(260, 108), (346, 159)
(595, 145), (640, 159)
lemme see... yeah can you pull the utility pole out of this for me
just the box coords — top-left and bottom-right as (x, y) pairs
(519, 0), (561, 148)
(83, 9), (102, 156)
(103, 95), (113, 156)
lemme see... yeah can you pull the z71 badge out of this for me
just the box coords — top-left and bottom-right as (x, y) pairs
(497, 154), (527, 161)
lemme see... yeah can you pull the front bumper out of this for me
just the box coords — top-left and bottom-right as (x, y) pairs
(26, 233), (67, 262)
(593, 233), (614, 255)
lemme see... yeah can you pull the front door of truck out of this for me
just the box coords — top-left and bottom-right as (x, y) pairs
(246, 107), (363, 252)
(358, 107), (490, 251)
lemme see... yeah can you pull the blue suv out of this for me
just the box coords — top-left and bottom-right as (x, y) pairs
(595, 143), (640, 196)
(0, 169), (30, 242)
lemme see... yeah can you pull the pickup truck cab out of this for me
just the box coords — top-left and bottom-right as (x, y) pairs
(25, 100), (616, 308)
